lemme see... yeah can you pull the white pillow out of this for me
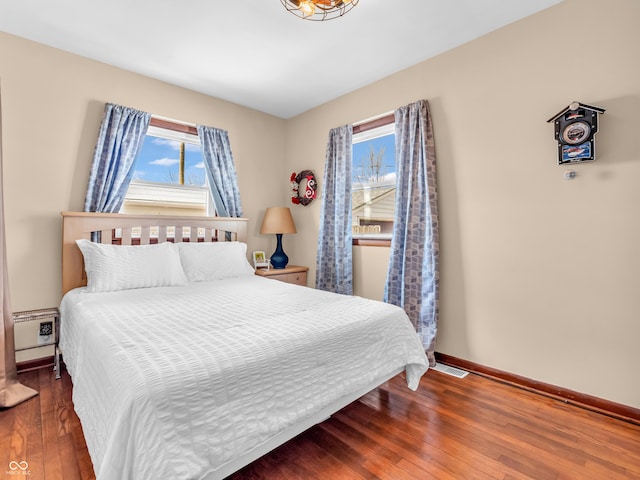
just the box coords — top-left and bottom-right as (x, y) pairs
(176, 241), (255, 282)
(76, 240), (187, 293)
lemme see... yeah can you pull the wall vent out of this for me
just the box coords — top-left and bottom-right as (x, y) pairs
(432, 362), (469, 378)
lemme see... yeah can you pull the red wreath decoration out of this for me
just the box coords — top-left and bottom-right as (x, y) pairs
(290, 170), (317, 206)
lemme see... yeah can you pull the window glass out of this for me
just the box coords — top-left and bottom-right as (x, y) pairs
(121, 124), (213, 216)
(352, 123), (396, 239)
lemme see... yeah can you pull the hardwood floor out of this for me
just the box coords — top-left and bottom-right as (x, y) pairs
(1, 366), (93, 480)
(2, 365), (639, 480)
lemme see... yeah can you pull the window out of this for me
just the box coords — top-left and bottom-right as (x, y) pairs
(352, 114), (395, 245)
(120, 118), (213, 216)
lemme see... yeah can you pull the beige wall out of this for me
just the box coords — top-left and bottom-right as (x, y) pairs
(0, 31), (286, 313)
(2, 0), (639, 408)
(285, 0), (640, 409)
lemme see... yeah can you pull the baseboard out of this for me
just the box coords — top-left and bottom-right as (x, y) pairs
(17, 356), (54, 373)
(435, 352), (640, 426)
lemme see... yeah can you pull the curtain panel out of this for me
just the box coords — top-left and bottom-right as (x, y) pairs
(197, 125), (243, 218)
(84, 103), (151, 213)
(384, 100), (439, 365)
(316, 125), (353, 295)
(0, 80), (38, 407)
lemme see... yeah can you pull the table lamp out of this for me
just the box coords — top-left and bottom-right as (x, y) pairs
(260, 207), (297, 269)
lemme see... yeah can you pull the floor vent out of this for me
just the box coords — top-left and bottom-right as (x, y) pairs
(432, 362), (469, 379)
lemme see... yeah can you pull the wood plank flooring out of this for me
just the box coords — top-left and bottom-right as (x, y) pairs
(1, 365), (639, 480)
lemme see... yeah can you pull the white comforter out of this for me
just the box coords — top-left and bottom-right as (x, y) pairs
(60, 276), (428, 480)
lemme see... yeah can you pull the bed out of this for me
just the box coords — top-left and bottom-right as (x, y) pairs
(59, 211), (429, 480)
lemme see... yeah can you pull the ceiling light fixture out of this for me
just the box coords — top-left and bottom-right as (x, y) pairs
(280, 0), (359, 21)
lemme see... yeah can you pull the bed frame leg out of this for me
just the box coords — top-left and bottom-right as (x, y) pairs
(54, 345), (61, 380)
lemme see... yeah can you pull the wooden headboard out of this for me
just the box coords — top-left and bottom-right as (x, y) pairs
(61, 212), (249, 295)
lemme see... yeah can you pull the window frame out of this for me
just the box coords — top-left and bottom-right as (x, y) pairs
(121, 117), (214, 216)
(352, 113), (395, 247)
(150, 117), (198, 136)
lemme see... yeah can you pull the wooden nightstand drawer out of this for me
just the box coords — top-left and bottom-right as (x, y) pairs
(282, 271), (306, 286)
(255, 265), (308, 286)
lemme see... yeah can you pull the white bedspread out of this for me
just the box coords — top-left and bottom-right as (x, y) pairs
(60, 276), (428, 480)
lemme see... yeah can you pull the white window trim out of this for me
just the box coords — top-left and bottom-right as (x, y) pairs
(146, 125), (199, 146)
(353, 122), (395, 144)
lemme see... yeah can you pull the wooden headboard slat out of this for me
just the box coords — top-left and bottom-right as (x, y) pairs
(140, 226), (151, 245)
(158, 226), (167, 243)
(122, 227), (132, 245)
(61, 212), (249, 295)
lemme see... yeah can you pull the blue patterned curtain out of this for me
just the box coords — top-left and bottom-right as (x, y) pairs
(316, 125), (353, 294)
(384, 100), (439, 365)
(84, 103), (150, 212)
(197, 125), (243, 218)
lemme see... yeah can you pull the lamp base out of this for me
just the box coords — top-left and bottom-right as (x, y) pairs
(270, 233), (289, 269)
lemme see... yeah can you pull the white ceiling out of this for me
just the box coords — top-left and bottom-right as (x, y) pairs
(0, 0), (562, 119)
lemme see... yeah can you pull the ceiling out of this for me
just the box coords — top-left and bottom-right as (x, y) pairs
(0, 0), (562, 119)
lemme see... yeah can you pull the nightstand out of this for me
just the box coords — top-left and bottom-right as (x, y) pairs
(255, 265), (308, 286)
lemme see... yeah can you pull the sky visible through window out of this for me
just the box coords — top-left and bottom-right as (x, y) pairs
(352, 133), (396, 186)
(133, 132), (395, 188)
(133, 135), (205, 186)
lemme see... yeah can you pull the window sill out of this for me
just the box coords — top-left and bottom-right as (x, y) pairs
(352, 238), (391, 247)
